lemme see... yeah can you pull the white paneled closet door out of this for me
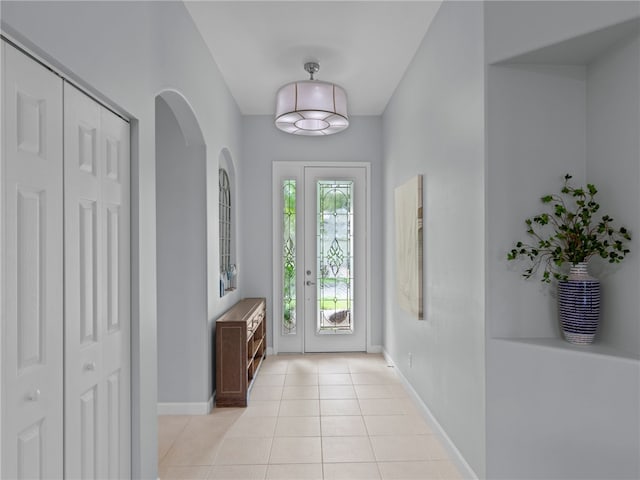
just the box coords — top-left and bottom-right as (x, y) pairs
(1, 42), (64, 478)
(63, 83), (130, 479)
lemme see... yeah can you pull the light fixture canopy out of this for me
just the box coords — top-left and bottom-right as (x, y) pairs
(275, 62), (349, 136)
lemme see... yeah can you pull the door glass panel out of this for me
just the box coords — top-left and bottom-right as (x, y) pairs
(282, 180), (297, 335)
(316, 180), (353, 334)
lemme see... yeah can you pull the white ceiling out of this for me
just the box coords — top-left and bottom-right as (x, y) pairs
(184, 1), (442, 116)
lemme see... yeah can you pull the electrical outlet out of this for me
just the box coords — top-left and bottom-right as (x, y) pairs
(408, 352), (412, 368)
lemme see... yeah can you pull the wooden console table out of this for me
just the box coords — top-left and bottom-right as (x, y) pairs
(215, 297), (266, 407)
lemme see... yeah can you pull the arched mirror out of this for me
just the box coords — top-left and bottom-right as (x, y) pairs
(218, 149), (236, 296)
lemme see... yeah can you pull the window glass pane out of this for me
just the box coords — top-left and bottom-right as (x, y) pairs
(283, 180), (297, 335)
(317, 180), (353, 334)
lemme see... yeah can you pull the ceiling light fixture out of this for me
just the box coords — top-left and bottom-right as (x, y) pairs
(275, 62), (349, 136)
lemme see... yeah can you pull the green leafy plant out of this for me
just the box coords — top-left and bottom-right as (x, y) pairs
(283, 298), (295, 330)
(507, 174), (631, 282)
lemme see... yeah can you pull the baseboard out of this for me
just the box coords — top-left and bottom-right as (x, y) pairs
(383, 349), (478, 480)
(367, 344), (383, 353)
(267, 347), (274, 356)
(158, 393), (214, 415)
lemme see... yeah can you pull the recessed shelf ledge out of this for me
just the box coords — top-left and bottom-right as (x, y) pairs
(493, 337), (640, 362)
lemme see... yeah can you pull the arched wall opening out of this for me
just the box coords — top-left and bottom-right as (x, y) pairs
(155, 91), (211, 407)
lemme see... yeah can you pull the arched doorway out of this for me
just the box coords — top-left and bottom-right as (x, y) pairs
(155, 91), (211, 412)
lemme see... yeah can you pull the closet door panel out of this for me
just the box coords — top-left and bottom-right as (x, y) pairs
(64, 83), (130, 479)
(1, 41), (64, 479)
(100, 106), (130, 479)
(64, 83), (103, 479)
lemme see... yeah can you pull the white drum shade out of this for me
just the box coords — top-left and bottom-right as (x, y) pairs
(275, 80), (349, 136)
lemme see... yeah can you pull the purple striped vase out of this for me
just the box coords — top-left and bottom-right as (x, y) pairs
(557, 262), (601, 344)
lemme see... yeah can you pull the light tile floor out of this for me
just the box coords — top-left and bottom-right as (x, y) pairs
(158, 353), (465, 480)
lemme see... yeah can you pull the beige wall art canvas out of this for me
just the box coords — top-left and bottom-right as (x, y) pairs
(394, 175), (424, 319)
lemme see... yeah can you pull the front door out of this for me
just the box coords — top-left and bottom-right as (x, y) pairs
(274, 163), (368, 353)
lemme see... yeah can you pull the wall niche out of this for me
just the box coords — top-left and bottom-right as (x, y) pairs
(486, 18), (640, 359)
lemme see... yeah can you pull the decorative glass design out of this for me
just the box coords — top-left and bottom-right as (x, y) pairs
(317, 180), (354, 334)
(219, 168), (231, 295)
(282, 180), (296, 334)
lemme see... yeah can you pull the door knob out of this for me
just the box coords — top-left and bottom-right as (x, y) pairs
(84, 362), (96, 371)
(306, 280), (315, 286)
(27, 389), (41, 402)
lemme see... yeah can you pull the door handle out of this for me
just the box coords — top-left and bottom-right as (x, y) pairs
(27, 389), (41, 402)
(306, 280), (315, 286)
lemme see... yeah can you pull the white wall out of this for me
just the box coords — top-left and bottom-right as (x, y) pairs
(486, 339), (639, 479)
(382, 2), (486, 476)
(486, 63), (587, 339)
(156, 96), (208, 403)
(1, 2), (242, 477)
(586, 32), (640, 355)
(485, 2), (640, 478)
(241, 116), (384, 350)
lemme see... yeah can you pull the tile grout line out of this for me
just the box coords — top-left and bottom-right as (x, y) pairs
(158, 416), (194, 468)
(358, 392), (386, 479)
(319, 407), (325, 479)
